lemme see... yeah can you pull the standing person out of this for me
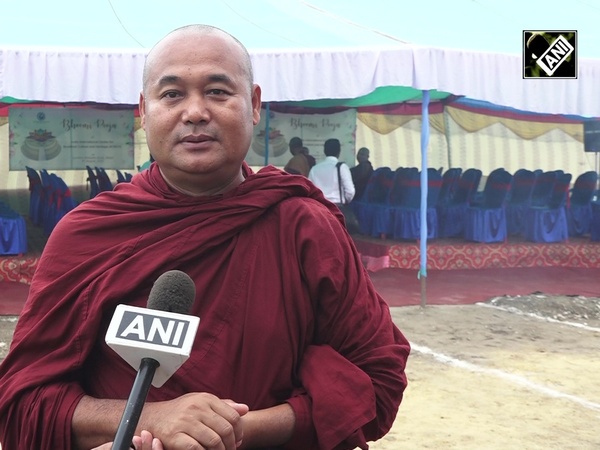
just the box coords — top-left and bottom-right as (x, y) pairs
(308, 138), (355, 205)
(0, 24), (410, 450)
(301, 146), (316, 169)
(309, 139), (359, 233)
(350, 147), (374, 201)
(283, 136), (310, 176)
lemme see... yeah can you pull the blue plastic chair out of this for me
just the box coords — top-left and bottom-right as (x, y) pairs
(567, 171), (598, 236)
(352, 167), (393, 236)
(391, 168), (443, 240)
(25, 166), (44, 226)
(524, 173), (572, 243)
(436, 168), (462, 208)
(54, 176), (79, 225)
(43, 173), (62, 236)
(116, 169), (125, 183)
(437, 168), (482, 238)
(39, 169), (57, 234)
(464, 169), (513, 243)
(506, 168), (537, 235)
(370, 167), (418, 238)
(86, 166), (100, 199)
(96, 167), (114, 192)
(529, 170), (560, 207)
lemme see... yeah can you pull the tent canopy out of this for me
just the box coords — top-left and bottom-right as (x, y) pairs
(1, 0), (599, 116)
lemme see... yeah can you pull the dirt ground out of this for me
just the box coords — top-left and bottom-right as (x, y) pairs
(371, 294), (600, 450)
(1, 295), (600, 449)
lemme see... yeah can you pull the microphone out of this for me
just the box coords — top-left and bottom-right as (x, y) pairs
(105, 270), (199, 450)
(526, 33), (550, 60)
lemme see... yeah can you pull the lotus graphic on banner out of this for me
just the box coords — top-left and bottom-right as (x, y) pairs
(9, 107), (135, 171)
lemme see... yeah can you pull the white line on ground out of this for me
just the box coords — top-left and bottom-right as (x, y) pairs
(0, 317), (18, 323)
(411, 343), (600, 412)
(476, 302), (600, 333)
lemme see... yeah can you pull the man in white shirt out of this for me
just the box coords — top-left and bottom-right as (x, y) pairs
(308, 138), (355, 205)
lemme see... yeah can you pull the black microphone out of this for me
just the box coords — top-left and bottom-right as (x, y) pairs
(105, 270), (198, 450)
(526, 33), (550, 60)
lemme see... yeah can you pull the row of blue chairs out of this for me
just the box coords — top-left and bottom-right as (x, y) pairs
(351, 167), (445, 241)
(351, 166), (599, 243)
(26, 167), (80, 236)
(506, 169), (599, 242)
(86, 166), (132, 199)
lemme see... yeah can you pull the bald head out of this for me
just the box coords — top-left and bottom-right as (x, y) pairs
(143, 24), (254, 94)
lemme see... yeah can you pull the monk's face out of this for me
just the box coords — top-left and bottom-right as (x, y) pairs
(140, 29), (261, 195)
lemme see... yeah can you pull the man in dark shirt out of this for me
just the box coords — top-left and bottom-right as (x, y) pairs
(350, 147), (374, 201)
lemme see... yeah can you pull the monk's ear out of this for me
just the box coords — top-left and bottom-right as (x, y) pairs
(251, 84), (262, 126)
(139, 92), (146, 129)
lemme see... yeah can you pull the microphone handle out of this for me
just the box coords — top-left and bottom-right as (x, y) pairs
(112, 357), (160, 450)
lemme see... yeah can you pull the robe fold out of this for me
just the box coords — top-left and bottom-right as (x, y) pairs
(0, 164), (410, 450)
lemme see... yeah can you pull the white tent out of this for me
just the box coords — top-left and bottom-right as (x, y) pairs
(1, 0), (600, 116)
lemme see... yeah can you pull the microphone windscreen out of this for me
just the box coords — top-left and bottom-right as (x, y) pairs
(147, 270), (196, 314)
(526, 34), (549, 58)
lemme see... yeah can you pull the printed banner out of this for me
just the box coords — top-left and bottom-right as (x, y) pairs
(246, 109), (357, 167)
(9, 107), (134, 170)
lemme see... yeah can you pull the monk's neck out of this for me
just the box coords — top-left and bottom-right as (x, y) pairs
(159, 167), (245, 197)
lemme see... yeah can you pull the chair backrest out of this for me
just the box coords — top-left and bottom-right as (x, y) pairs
(507, 168), (537, 205)
(481, 169), (513, 208)
(55, 176), (78, 212)
(530, 170), (558, 207)
(570, 171), (599, 206)
(116, 169), (126, 183)
(427, 167), (444, 208)
(403, 168), (422, 208)
(548, 173), (573, 209)
(437, 167), (462, 206)
(364, 167), (393, 204)
(480, 168), (505, 198)
(25, 166), (42, 192)
(389, 168), (441, 209)
(86, 165), (100, 199)
(95, 167), (114, 192)
(40, 169), (54, 203)
(388, 167), (418, 206)
(452, 168), (482, 204)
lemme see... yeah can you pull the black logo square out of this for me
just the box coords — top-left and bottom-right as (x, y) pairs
(523, 30), (577, 79)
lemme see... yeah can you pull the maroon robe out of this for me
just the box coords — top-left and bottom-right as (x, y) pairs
(0, 164), (410, 449)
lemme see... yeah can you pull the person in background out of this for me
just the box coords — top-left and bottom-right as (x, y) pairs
(350, 147), (374, 201)
(308, 138), (355, 205)
(283, 136), (310, 176)
(301, 145), (316, 169)
(0, 24), (409, 450)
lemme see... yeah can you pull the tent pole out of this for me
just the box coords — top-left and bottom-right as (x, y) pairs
(419, 90), (431, 308)
(443, 106), (452, 169)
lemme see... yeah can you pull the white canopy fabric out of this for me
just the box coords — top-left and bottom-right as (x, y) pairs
(1, 0), (599, 117)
